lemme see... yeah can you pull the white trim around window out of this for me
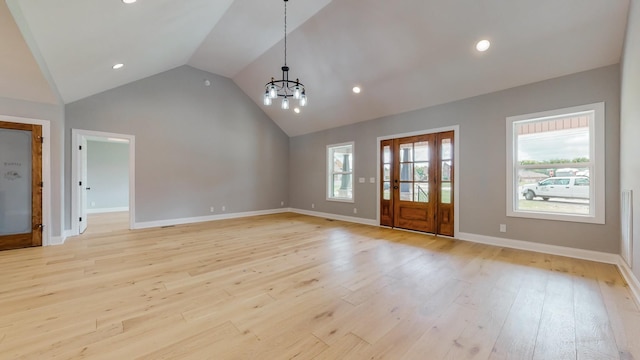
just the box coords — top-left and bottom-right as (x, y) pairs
(506, 102), (605, 224)
(326, 141), (354, 203)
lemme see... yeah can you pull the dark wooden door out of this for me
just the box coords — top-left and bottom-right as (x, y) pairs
(0, 121), (43, 250)
(380, 131), (454, 236)
(393, 134), (436, 232)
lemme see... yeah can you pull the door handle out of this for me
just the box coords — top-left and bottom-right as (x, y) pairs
(85, 187), (91, 190)
(393, 186), (399, 189)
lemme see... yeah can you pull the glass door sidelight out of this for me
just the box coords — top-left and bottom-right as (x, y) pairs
(0, 121), (43, 250)
(436, 132), (454, 236)
(380, 131), (454, 236)
(380, 140), (393, 226)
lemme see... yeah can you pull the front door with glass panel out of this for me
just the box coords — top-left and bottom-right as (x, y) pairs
(380, 131), (454, 236)
(0, 121), (43, 250)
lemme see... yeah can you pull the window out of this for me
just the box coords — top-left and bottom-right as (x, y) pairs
(506, 102), (605, 224)
(327, 142), (354, 202)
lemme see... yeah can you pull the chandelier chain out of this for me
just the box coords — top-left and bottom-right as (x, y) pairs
(284, 0), (287, 66)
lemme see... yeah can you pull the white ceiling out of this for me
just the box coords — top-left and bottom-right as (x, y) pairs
(3, 0), (630, 136)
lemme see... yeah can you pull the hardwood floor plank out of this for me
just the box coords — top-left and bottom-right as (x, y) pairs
(444, 287), (517, 360)
(311, 333), (371, 359)
(592, 261), (640, 360)
(404, 302), (477, 359)
(532, 271), (576, 360)
(21, 322), (124, 359)
(488, 283), (546, 359)
(572, 260), (621, 360)
(136, 321), (241, 360)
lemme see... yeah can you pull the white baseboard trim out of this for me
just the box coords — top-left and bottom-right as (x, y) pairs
(457, 232), (620, 264)
(133, 208), (290, 230)
(87, 207), (129, 214)
(289, 208), (378, 226)
(48, 235), (65, 246)
(47, 230), (75, 246)
(617, 258), (640, 309)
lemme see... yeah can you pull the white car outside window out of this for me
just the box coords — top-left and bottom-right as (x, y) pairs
(521, 176), (589, 201)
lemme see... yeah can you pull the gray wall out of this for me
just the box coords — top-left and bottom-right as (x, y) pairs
(0, 96), (64, 238)
(65, 65), (289, 225)
(290, 65), (620, 253)
(620, 0), (640, 278)
(87, 140), (129, 211)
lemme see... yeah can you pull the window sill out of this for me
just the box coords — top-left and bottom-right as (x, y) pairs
(507, 209), (604, 224)
(326, 197), (355, 203)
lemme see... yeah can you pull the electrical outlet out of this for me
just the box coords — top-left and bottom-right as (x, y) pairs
(90, 201), (96, 207)
(500, 224), (507, 233)
(222, 206), (226, 212)
(311, 203), (315, 209)
(281, 201), (284, 206)
(210, 206), (214, 213)
(353, 208), (357, 214)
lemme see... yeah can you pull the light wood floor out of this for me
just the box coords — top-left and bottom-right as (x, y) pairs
(82, 211), (131, 235)
(0, 212), (638, 359)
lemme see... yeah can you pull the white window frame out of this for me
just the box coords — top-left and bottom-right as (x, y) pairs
(506, 102), (605, 224)
(327, 141), (354, 202)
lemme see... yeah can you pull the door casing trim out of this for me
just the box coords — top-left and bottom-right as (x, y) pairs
(0, 115), (51, 246)
(376, 125), (460, 238)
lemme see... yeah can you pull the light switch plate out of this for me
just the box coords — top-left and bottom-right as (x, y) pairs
(359, 177), (365, 183)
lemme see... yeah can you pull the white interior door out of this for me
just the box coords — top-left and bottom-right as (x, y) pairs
(79, 137), (88, 234)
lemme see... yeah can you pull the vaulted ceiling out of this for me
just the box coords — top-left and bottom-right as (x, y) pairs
(1, 0), (630, 136)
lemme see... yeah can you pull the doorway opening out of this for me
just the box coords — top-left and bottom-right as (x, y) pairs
(71, 129), (135, 235)
(378, 127), (459, 237)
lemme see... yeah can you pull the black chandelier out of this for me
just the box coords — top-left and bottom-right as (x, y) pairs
(263, 0), (307, 110)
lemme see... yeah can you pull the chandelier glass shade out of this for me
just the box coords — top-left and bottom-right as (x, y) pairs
(263, 0), (307, 110)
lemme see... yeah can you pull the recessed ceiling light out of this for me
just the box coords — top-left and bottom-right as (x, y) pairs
(122, 0), (137, 4)
(476, 39), (491, 52)
(112, 63), (124, 70)
(352, 86), (361, 94)
(294, 108), (301, 114)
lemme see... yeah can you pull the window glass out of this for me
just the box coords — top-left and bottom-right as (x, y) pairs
(414, 183), (428, 202)
(414, 162), (429, 181)
(414, 141), (429, 161)
(574, 177), (589, 186)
